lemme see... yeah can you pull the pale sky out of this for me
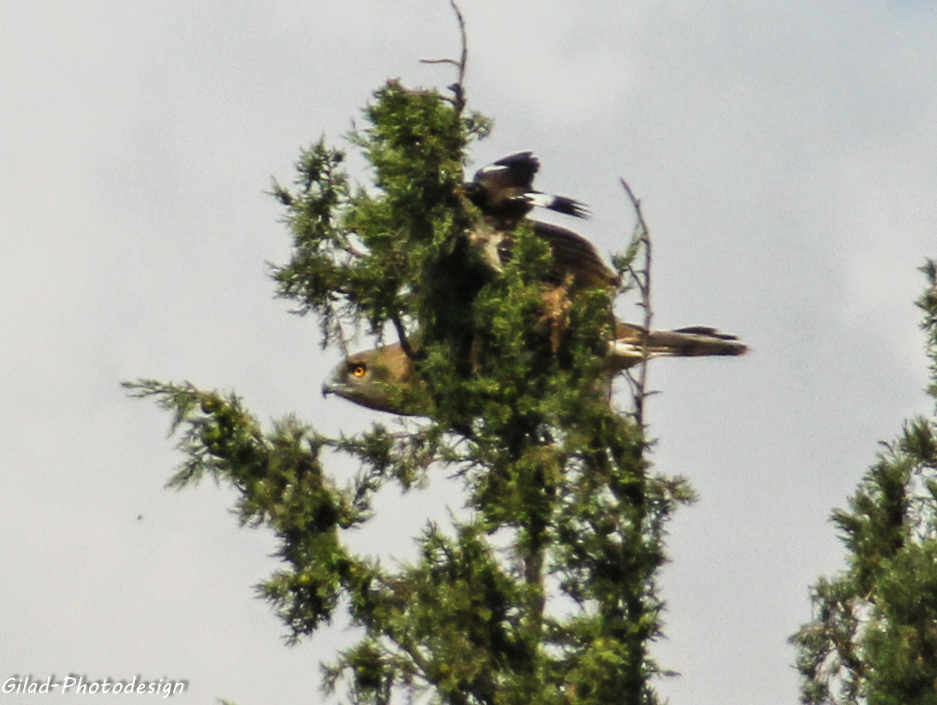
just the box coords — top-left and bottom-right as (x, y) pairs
(3, 2), (937, 703)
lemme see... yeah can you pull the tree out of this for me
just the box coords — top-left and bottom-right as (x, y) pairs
(126, 50), (692, 705)
(791, 261), (937, 705)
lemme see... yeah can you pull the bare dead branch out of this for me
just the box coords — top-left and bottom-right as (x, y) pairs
(620, 177), (653, 429)
(420, 0), (468, 113)
(421, 59), (461, 67)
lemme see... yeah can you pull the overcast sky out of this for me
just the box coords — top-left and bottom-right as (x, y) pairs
(3, 2), (937, 703)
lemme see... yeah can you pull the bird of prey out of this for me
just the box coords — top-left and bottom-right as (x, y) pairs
(462, 151), (590, 229)
(474, 219), (619, 290)
(321, 344), (420, 414)
(455, 151), (616, 291)
(322, 324), (748, 415)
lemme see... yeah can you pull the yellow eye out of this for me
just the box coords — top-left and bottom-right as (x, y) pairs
(351, 364), (367, 378)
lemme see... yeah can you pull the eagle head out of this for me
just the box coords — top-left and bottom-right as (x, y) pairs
(322, 344), (418, 415)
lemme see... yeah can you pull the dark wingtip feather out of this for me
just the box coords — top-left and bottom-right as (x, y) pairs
(673, 326), (740, 341)
(493, 151), (539, 171)
(546, 195), (590, 219)
(525, 193), (591, 219)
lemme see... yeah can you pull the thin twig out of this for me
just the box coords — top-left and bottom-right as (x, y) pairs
(620, 177), (652, 429)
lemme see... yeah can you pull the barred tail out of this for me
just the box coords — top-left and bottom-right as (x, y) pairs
(608, 323), (749, 370)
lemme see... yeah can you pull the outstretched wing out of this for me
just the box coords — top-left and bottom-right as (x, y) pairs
(474, 151), (540, 192)
(464, 151), (589, 225)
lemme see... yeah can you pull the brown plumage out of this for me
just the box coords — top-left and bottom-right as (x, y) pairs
(460, 152), (614, 291)
(464, 218), (619, 356)
(321, 345), (419, 414)
(470, 219), (619, 291)
(606, 322), (749, 370)
(322, 325), (748, 415)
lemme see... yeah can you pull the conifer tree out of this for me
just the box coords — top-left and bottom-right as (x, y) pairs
(791, 260), (937, 705)
(127, 45), (691, 704)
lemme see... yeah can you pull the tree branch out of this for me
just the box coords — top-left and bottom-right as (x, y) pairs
(420, 0), (468, 113)
(620, 177), (653, 430)
(391, 314), (420, 360)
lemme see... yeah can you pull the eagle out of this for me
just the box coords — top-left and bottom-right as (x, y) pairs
(462, 151), (590, 229)
(459, 152), (611, 288)
(457, 152), (616, 292)
(322, 323), (748, 415)
(479, 219), (619, 290)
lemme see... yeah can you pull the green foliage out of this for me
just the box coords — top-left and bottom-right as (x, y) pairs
(123, 380), (369, 638)
(131, 78), (689, 704)
(792, 261), (937, 704)
(270, 80), (486, 353)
